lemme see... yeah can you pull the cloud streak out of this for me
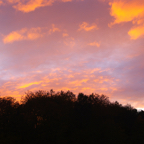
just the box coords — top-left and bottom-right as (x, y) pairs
(3, 24), (60, 43)
(88, 41), (100, 47)
(78, 22), (98, 31)
(2, 0), (73, 13)
(3, 27), (43, 43)
(12, 0), (55, 13)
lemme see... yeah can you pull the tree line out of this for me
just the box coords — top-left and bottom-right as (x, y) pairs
(0, 89), (144, 144)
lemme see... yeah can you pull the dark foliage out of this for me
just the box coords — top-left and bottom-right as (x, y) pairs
(0, 90), (144, 144)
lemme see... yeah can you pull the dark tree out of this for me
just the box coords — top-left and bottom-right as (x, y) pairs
(0, 90), (143, 144)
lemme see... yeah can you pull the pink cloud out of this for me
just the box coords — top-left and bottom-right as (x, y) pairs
(4, 0), (74, 13)
(88, 41), (100, 47)
(78, 22), (98, 31)
(3, 27), (43, 43)
(3, 25), (61, 43)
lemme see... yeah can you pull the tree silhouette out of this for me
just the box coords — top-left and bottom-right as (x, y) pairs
(0, 90), (143, 144)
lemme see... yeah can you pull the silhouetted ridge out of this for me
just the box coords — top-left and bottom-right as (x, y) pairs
(0, 90), (144, 144)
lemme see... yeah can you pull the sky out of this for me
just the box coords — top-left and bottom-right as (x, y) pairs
(0, 0), (144, 109)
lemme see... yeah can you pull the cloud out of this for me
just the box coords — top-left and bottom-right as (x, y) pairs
(61, 0), (72, 2)
(3, 24), (61, 43)
(3, 27), (43, 43)
(128, 25), (144, 39)
(18, 81), (42, 89)
(0, 67), (118, 102)
(109, 0), (144, 25)
(5, 0), (73, 13)
(13, 0), (54, 13)
(7, 0), (20, 3)
(108, 0), (144, 39)
(63, 33), (69, 37)
(78, 22), (98, 31)
(88, 41), (100, 47)
(3, 29), (26, 44)
(63, 37), (75, 47)
(0, 0), (3, 5)
(49, 24), (61, 34)
(69, 79), (89, 86)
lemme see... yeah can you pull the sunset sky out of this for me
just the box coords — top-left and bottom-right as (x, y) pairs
(0, 0), (144, 109)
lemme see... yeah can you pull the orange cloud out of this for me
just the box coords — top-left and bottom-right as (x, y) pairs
(100, 87), (108, 91)
(109, 0), (144, 25)
(0, 67), (119, 102)
(90, 68), (101, 74)
(69, 79), (89, 86)
(18, 81), (42, 89)
(0, 0), (3, 5)
(94, 76), (114, 84)
(3, 27), (43, 43)
(7, 0), (20, 3)
(128, 25), (144, 39)
(82, 87), (95, 91)
(6, 0), (73, 13)
(64, 37), (75, 47)
(78, 22), (98, 31)
(3, 30), (25, 44)
(63, 33), (69, 37)
(49, 24), (61, 34)
(108, 0), (144, 39)
(88, 41), (100, 47)
(13, 0), (54, 13)
(61, 0), (72, 2)
(3, 24), (61, 43)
